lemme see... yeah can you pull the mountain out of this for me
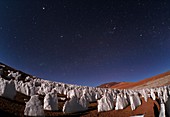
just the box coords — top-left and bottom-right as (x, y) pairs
(97, 82), (120, 88)
(99, 71), (170, 89)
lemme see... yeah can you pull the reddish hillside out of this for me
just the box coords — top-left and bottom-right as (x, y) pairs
(98, 82), (120, 88)
(99, 71), (170, 89)
(111, 82), (135, 89)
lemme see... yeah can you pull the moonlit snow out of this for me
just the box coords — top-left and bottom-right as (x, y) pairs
(0, 78), (16, 100)
(115, 94), (129, 110)
(97, 92), (114, 112)
(159, 99), (166, 117)
(63, 95), (88, 113)
(24, 95), (44, 116)
(44, 90), (58, 111)
(165, 96), (170, 117)
(129, 92), (141, 111)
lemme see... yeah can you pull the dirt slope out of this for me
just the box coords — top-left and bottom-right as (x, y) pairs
(99, 71), (170, 89)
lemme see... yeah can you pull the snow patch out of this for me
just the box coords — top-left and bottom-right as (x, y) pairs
(24, 95), (44, 116)
(0, 78), (16, 100)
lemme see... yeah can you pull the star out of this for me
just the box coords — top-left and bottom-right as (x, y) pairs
(139, 34), (143, 37)
(39, 63), (45, 67)
(42, 7), (46, 10)
(161, 22), (165, 25)
(75, 34), (82, 38)
(113, 27), (116, 30)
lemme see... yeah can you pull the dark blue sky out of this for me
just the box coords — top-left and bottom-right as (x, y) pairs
(0, 0), (170, 86)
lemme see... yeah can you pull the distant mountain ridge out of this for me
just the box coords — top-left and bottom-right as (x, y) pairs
(98, 71), (170, 89)
(97, 82), (120, 88)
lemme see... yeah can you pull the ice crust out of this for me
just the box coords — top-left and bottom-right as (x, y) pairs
(24, 95), (44, 116)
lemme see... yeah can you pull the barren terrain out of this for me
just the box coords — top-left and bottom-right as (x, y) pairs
(99, 71), (170, 89)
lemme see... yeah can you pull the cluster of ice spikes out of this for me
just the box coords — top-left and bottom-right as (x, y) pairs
(0, 64), (169, 117)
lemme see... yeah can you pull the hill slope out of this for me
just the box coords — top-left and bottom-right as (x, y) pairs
(99, 71), (170, 89)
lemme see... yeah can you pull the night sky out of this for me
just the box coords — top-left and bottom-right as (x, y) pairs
(0, 0), (170, 86)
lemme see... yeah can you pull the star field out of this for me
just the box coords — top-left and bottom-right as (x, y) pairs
(0, 0), (170, 86)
